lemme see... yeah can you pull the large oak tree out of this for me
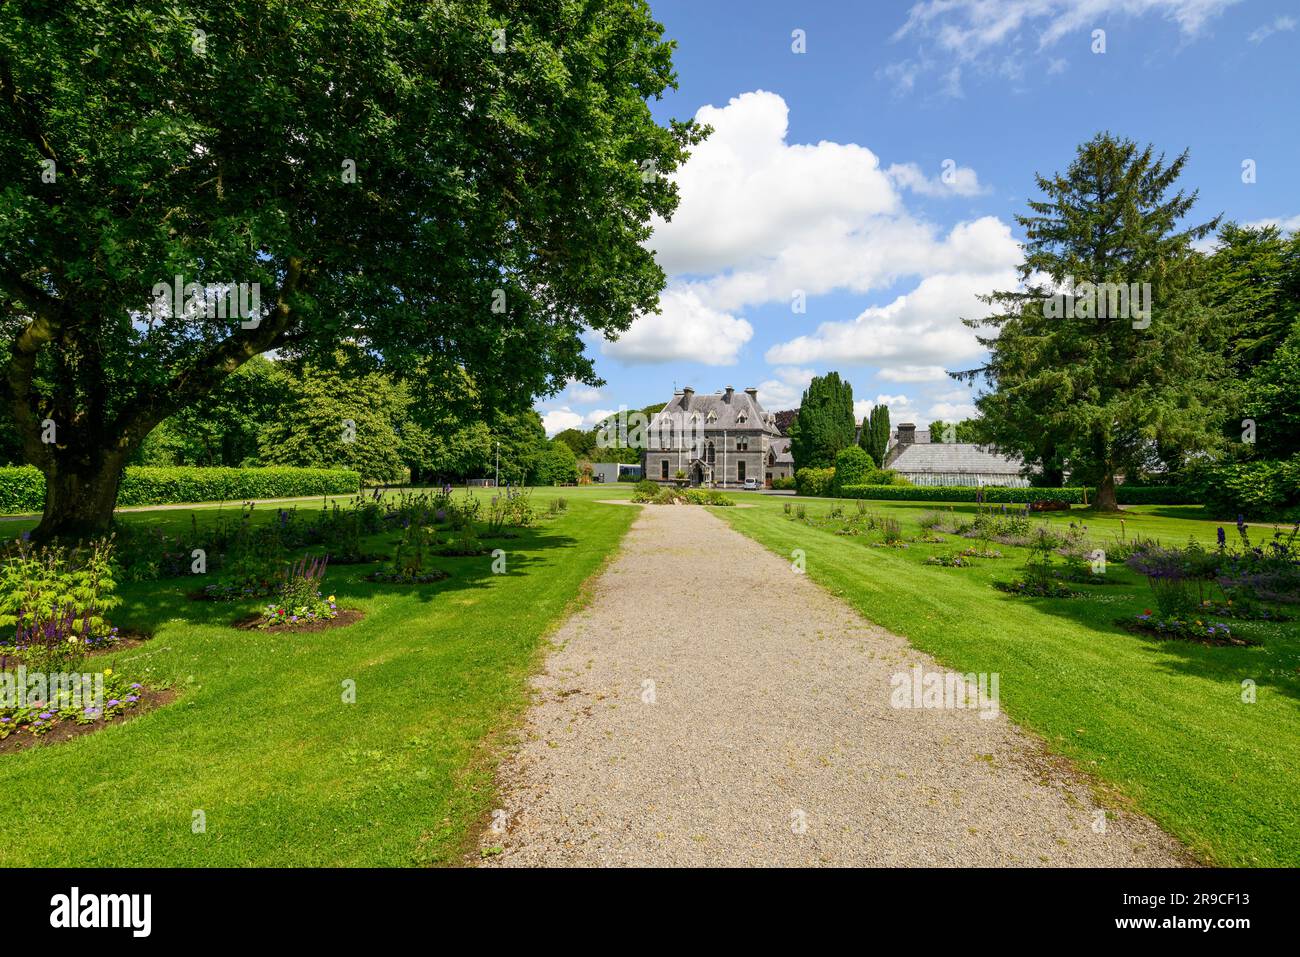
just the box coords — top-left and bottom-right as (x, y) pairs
(0, 0), (700, 538)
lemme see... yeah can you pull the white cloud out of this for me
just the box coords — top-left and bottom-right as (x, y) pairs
(756, 367), (814, 409)
(1243, 214), (1300, 233)
(765, 264), (1020, 370)
(1248, 15), (1296, 43)
(540, 407), (584, 436)
(568, 383), (605, 403)
(647, 91), (901, 280)
(623, 91), (1019, 382)
(887, 161), (985, 197)
(928, 399), (980, 421)
(889, 0), (1243, 92)
(600, 286), (753, 366)
(855, 394), (923, 426)
(539, 405), (620, 436)
(878, 364), (951, 383)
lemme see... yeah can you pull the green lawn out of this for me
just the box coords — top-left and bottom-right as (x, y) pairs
(0, 487), (635, 866)
(716, 494), (1300, 867)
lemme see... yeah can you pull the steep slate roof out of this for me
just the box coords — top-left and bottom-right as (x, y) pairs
(649, 388), (781, 435)
(890, 443), (1024, 476)
(769, 437), (793, 464)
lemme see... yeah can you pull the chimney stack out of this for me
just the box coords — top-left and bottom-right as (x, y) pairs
(897, 423), (917, 447)
(745, 387), (759, 404)
(681, 386), (694, 410)
(724, 386), (734, 403)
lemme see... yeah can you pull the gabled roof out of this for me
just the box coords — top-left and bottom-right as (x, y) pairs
(649, 388), (780, 435)
(769, 436), (794, 464)
(889, 443), (1024, 475)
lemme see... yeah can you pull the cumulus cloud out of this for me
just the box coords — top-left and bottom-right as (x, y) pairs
(540, 407), (584, 436)
(878, 364), (952, 383)
(757, 367), (815, 410)
(600, 286), (753, 366)
(855, 393), (923, 425)
(765, 265), (1020, 370)
(887, 161), (985, 197)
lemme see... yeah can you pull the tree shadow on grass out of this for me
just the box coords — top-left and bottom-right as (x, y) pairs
(994, 576), (1300, 707)
(110, 524), (582, 634)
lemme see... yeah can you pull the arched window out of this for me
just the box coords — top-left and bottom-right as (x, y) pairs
(706, 441), (716, 464)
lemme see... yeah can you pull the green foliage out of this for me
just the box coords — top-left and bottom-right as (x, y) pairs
(0, 465), (358, 515)
(535, 441), (579, 486)
(1241, 324), (1300, 459)
(0, 539), (121, 663)
(258, 556), (337, 629)
(795, 467), (836, 498)
(837, 485), (1194, 504)
(927, 418), (983, 444)
(0, 1), (700, 535)
(789, 373), (856, 470)
(259, 360), (409, 484)
(833, 446), (874, 494)
(1185, 456), (1300, 519)
(770, 476), (796, 490)
(861, 404), (891, 466)
(958, 133), (1231, 506)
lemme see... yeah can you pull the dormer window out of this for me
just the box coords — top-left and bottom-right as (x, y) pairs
(707, 411), (717, 423)
(737, 413), (747, 424)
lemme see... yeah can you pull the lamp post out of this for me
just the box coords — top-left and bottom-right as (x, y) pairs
(495, 440), (500, 488)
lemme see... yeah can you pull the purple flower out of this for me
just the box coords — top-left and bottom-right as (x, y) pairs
(126, 695), (139, 703)
(106, 699), (121, 708)
(131, 683), (143, 690)
(1217, 527), (1226, 548)
(39, 711), (52, 719)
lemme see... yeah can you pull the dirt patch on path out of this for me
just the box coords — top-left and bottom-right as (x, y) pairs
(479, 505), (1189, 867)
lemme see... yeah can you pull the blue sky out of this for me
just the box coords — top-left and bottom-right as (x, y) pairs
(538, 0), (1300, 434)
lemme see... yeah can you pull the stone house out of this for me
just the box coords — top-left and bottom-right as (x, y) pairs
(643, 386), (793, 488)
(884, 423), (1030, 487)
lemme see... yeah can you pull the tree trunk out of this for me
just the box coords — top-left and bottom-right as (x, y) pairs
(1094, 471), (1120, 512)
(32, 457), (126, 542)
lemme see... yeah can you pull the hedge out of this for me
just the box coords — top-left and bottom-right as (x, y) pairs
(0, 466), (362, 515)
(835, 484), (1194, 505)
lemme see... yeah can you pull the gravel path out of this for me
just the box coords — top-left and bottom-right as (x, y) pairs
(479, 504), (1188, 867)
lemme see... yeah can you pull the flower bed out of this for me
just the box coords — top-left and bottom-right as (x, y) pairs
(0, 668), (164, 753)
(1119, 612), (1252, 646)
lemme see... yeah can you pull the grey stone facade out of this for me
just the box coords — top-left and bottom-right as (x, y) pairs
(643, 386), (793, 488)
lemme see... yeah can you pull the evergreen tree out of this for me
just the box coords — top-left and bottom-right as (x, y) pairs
(789, 373), (856, 470)
(955, 133), (1230, 509)
(860, 404), (890, 465)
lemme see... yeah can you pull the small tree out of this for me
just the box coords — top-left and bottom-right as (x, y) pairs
(860, 404), (890, 465)
(790, 372), (856, 470)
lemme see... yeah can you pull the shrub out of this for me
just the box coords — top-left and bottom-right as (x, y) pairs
(795, 467), (836, 498)
(632, 479), (659, 501)
(258, 555), (338, 629)
(0, 539), (120, 659)
(770, 476), (796, 490)
(832, 447), (873, 494)
(1185, 456), (1300, 519)
(837, 484), (1192, 505)
(0, 466), (361, 515)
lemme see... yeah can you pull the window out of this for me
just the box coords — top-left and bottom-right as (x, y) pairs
(737, 413), (747, 424)
(661, 460), (669, 479)
(706, 441), (716, 464)
(737, 435), (749, 451)
(737, 461), (746, 482)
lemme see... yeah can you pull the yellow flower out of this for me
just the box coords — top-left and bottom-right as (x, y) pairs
(103, 668), (112, 676)
(327, 595), (335, 602)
